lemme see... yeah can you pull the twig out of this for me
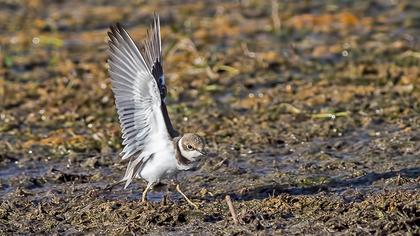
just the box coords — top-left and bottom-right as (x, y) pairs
(213, 157), (228, 170)
(225, 195), (239, 225)
(103, 179), (124, 191)
(241, 42), (256, 58)
(311, 111), (350, 119)
(271, 0), (281, 32)
(400, 50), (420, 59)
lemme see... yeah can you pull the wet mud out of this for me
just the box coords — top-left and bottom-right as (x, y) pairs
(1, 0), (419, 234)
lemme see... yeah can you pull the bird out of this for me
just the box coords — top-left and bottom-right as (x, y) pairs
(107, 14), (206, 209)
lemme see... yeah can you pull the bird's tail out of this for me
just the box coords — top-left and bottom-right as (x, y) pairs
(121, 153), (153, 188)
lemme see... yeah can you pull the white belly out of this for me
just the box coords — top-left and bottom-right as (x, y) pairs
(139, 149), (178, 184)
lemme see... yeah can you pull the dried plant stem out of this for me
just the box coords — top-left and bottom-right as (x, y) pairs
(271, 0), (281, 32)
(225, 195), (239, 225)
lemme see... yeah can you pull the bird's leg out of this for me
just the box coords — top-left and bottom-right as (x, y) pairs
(161, 188), (169, 206)
(176, 184), (199, 209)
(159, 183), (171, 206)
(142, 183), (153, 203)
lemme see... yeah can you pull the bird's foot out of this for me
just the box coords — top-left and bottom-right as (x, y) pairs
(176, 184), (199, 210)
(140, 196), (148, 205)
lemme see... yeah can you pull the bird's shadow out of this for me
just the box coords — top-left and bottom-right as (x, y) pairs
(212, 167), (420, 201)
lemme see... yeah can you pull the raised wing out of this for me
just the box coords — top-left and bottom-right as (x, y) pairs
(108, 23), (164, 159)
(142, 14), (179, 138)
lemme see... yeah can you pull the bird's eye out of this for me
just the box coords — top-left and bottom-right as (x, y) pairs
(187, 145), (193, 150)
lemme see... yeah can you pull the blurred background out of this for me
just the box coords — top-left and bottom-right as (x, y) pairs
(0, 0), (419, 234)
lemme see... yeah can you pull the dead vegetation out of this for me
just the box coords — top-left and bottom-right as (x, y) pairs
(1, 0), (419, 234)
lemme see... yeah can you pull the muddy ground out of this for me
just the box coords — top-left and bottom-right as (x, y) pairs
(1, 0), (419, 235)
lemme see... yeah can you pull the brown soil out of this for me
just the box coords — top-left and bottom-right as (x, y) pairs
(1, 0), (419, 235)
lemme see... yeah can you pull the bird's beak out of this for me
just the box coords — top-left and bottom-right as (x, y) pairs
(199, 150), (207, 156)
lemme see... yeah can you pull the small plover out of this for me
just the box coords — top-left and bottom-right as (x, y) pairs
(107, 14), (206, 208)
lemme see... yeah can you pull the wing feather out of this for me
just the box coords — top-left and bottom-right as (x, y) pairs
(142, 14), (179, 138)
(108, 23), (167, 160)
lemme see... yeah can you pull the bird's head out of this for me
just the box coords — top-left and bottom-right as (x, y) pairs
(178, 133), (206, 164)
